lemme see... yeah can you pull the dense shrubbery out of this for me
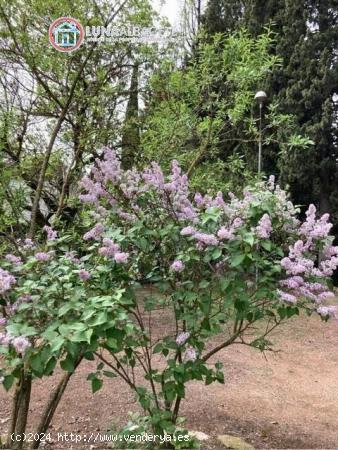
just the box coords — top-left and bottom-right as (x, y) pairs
(1, 149), (338, 448)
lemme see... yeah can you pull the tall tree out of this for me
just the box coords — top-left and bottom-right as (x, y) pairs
(203, 0), (338, 221)
(121, 62), (140, 169)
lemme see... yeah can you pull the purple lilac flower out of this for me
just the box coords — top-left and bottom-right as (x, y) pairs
(256, 214), (272, 239)
(116, 210), (137, 222)
(65, 251), (80, 264)
(22, 238), (34, 249)
(78, 269), (91, 281)
(178, 205), (198, 222)
(324, 246), (338, 258)
(277, 290), (297, 304)
(303, 282), (327, 292)
(317, 291), (335, 301)
(319, 257), (338, 276)
(232, 218), (243, 228)
(79, 176), (105, 204)
(194, 193), (205, 208)
(35, 252), (52, 262)
(193, 232), (218, 246)
(176, 331), (190, 345)
(5, 254), (22, 265)
(99, 238), (120, 257)
(0, 269), (16, 294)
(280, 257), (313, 276)
(297, 286), (317, 301)
(114, 252), (129, 264)
(0, 332), (12, 346)
(217, 227), (234, 240)
(300, 205), (333, 239)
(12, 336), (30, 354)
(0, 318), (7, 326)
(142, 162), (165, 189)
(83, 223), (104, 241)
(183, 346), (197, 362)
(317, 305), (338, 319)
(171, 260), (185, 272)
(279, 276), (304, 289)
(43, 225), (58, 241)
(96, 148), (122, 184)
(180, 226), (196, 236)
(288, 240), (306, 259)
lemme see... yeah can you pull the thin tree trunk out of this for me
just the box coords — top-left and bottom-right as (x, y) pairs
(12, 373), (32, 450)
(7, 382), (20, 447)
(31, 357), (82, 449)
(28, 113), (68, 237)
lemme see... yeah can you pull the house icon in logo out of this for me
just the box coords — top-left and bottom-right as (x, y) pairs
(49, 17), (84, 52)
(53, 21), (79, 47)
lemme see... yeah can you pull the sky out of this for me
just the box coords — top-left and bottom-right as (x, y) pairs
(152, 0), (182, 26)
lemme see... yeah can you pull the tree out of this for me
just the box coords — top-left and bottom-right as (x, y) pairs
(0, 0), (158, 241)
(202, 0), (338, 224)
(121, 63), (140, 169)
(140, 30), (311, 194)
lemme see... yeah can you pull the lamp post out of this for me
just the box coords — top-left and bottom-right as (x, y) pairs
(254, 91), (267, 174)
(254, 91), (267, 287)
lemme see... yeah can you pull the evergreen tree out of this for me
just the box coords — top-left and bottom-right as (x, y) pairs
(203, 0), (338, 222)
(202, 0), (245, 33)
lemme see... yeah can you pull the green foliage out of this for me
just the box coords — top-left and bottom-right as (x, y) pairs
(140, 29), (310, 195)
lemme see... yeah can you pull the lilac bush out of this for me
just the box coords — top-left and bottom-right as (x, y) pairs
(0, 149), (337, 447)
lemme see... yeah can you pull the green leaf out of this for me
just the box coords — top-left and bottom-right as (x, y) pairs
(153, 343), (163, 354)
(91, 378), (103, 393)
(30, 353), (43, 374)
(103, 370), (117, 378)
(60, 354), (75, 373)
(199, 280), (210, 289)
(211, 248), (222, 259)
(243, 233), (255, 246)
(231, 254), (246, 267)
(44, 357), (57, 375)
(3, 374), (14, 391)
(261, 240), (272, 251)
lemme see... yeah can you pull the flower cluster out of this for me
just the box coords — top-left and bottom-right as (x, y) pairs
(35, 252), (52, 262)
(43, 225), (58, 241)
(79, 149), (197, 223)
(277, 204), (338, 313)
(98, 238), (129, 264)
(0, 332), (30, 354)
(0, 268), (16, 294)
(176, 331), (190, 345)
(83, 223), (105, 241)
(255, 214), (272, 239)
(171, 260), (185, 272)
(5, 254), (22, 266)
(183, 346), (197, 362)
(78, 269), (91, 281)
(65, 251), (80, 264)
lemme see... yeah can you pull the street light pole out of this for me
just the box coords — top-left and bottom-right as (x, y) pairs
(254, 91), (267, 174)
(254, 91), (267, 287)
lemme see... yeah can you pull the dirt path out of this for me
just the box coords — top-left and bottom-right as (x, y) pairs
(1, 310), (338, 449)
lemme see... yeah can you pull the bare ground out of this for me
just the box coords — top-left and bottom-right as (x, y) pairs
(1, 301), (338, 450)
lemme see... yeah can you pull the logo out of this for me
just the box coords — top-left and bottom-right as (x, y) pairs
(49, 17), (84, 52)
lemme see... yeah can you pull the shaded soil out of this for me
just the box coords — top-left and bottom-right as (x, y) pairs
(1, 296), (338, 449)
